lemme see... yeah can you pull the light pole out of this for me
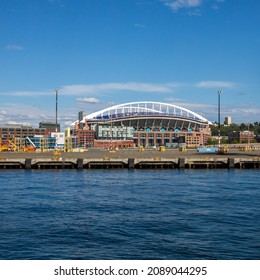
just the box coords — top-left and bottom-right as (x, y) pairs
(108, 102), (114, 150)
(54, 89), (60, 132)
(216, 90), (223, 149)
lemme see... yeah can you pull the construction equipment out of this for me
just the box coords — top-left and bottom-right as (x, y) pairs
(0, 142), (10, 152)
(24, 137), (36, 152)
(0, 140), (17, 152)
(218, 146), (228, 154)
(64, 137), (73, 152)
(159, 146), (166, 152)
(240, 146), (252, 152)
(139, 146), (144, 152)
(179, 146), (187, 152)
(23, 146), (36, 152)
(53, 150), (62, 156)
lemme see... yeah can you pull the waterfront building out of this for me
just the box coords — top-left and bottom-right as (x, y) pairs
(0, 124), (48, 142)
(51, 132), (65, 148)
(93, 139), (135, 148)
(71, 101), (212, 148)
(228, 130), (255, 144)
(70, 129), (95, 148)
(39, 121), (60, 134)
(26, 135), (56, 150)
(95, 124), (133, 140)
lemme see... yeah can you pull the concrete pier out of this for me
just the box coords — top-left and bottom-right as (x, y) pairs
(0, 157), (259, 170)
(0, 149), (259, 170)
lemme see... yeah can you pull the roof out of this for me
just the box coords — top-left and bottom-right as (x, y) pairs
(71, 101), (211, 126)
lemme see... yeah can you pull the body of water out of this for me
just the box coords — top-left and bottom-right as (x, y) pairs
(0, 169), (259, 259)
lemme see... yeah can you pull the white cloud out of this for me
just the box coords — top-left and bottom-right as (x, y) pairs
(134, 23), (146, 28)
(176, 103), (260, 123)
(2, 89), (56, 97)
(2, 81), (237, 103)
(175, 102), (215, 110)
(162, 0), (203, 11)
(0, 103), (52, 125)
(212, 0), (225, 10)
(238, 108), (260, 115)
(195, 81), (236, 89)
(162, 0), (225, 13)
(5, 44), (24, 51)
(76, 97), (100, 104)
(1, 81), (236, 99)
(0, 102), (78, 129)
(61, 82), (176, 95)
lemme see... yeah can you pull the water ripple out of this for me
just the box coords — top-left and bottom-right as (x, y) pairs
(0, 169), (259, 259)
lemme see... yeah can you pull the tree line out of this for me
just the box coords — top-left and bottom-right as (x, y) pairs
(211, 122), (260, 137)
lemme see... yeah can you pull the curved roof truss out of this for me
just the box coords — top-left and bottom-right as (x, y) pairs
(83, 101), (210, 124)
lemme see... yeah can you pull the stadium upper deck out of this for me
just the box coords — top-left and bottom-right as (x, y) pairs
(73, 101), (211, 132)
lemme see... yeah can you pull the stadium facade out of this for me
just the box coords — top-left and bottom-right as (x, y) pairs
(71, 101), (212, 148)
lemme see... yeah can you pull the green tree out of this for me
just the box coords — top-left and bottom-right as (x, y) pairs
(240, 123), (247, 130)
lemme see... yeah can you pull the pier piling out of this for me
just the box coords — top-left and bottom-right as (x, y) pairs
(228, 158), (235, 169)
(25, 158), (32, 170)
(178, 158), (185, 169)
(128, 158), (135, 169)
(77, 158), (84, 170)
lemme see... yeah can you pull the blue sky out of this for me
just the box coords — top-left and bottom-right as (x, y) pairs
(1, 0), (260, 128)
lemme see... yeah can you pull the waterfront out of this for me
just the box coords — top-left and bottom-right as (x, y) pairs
(0, 147), (260, 170)
(1, 145), (260, 159)
(0, 169), (259, 260)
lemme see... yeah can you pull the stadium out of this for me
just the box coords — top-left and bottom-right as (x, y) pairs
(71, 101), (212, 148)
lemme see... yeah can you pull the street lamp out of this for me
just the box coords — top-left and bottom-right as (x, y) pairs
(216, 90), (223, 149)
(108, 102), (114, 150)
(54, 89), (60, 132)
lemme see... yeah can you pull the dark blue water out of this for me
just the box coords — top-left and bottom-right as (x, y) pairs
(0, 169), (259, 260)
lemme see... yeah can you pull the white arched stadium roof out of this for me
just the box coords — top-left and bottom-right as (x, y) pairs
(72, 101), (211, 125)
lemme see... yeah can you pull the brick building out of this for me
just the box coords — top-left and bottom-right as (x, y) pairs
(39, 121), (60, 134)
(70, 129), (95, 148)
(228, 131), (255, 144)
(0, 125), (48, 142)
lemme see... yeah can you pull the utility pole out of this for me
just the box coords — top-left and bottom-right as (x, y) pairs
(216, 90), (223, 149)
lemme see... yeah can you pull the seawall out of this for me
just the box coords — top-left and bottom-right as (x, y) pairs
(0, 149), (260, 169)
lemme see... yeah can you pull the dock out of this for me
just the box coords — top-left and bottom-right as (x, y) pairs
(0, 148), (260, 170)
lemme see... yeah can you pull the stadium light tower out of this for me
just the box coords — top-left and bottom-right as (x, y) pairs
(216, 90), (223, 148)
(54, 89), (60, 132)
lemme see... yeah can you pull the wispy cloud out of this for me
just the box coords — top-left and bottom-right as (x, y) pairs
(212, 0), (226, 10)
(76, 97), (100, 104)
(0, 103), (52, 125)
(195, 81), (236, 89)
(162, 0), (225, 13)
(162, 0), (203, 11)
(233, 107), (260, 116)
(0, 102), (77, 127)
(134, 23), (146, 28)
(5, 44), (24, 51)
(61, 82), (177, 95)
(172, 102), (260, 123)
(175, 102), (215, 110)
(3, 90), (50, 97)
(2, 81), (236, 98)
